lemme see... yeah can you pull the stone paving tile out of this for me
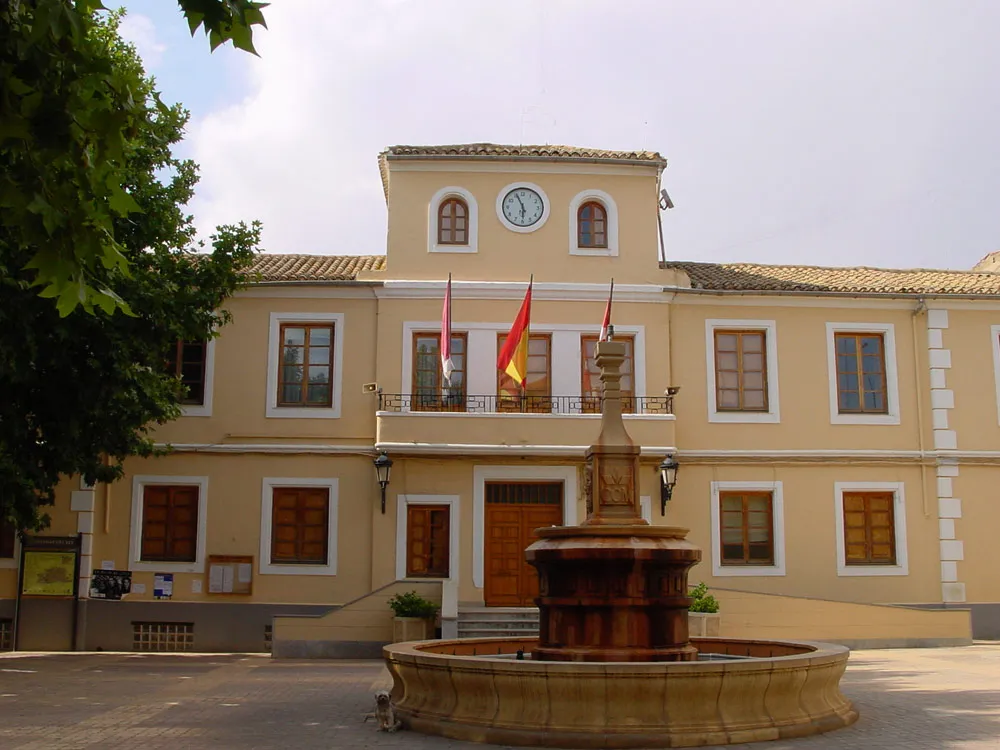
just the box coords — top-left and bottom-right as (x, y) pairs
(1, 646), (999, 749)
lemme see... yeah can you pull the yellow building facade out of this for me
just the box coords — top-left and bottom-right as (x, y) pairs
(3, 144), (997, 653)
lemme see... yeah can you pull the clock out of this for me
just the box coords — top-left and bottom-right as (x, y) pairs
(497, 183), (549, 232)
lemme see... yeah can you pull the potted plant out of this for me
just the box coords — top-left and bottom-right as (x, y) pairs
(688, 582), (721, 637)
(388, 590), (440, 642)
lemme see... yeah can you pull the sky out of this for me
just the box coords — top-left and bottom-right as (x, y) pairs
(116, 0), (1000, 270)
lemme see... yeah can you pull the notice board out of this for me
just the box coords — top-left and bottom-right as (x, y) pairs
(207, 555), (253, 595)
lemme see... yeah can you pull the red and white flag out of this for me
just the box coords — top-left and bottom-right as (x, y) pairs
(599, 278), (614, 341)
(441, 274), (454, 384)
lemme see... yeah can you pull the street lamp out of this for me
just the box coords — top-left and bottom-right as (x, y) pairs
(374, 451), (393, 514)
(658, 453), (679, 515)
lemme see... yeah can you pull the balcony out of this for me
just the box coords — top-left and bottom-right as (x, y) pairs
(375, 393), (676, 457)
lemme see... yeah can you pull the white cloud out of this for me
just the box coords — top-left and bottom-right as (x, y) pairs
(119, 12), (168, 68)
(187, 0), (1000, 269)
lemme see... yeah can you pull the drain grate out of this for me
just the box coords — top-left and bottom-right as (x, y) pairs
(0, 619), (11, 651)
(264, 624), (272, 653)
(132, 622), (194, 652)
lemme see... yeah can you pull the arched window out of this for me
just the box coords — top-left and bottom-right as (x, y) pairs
(438, 198), (469, 245)
(577, 201), (607, 248)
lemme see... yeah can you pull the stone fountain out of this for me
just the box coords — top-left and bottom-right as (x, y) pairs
(384, 340), (858, 748)
(528, 340), (701, 663)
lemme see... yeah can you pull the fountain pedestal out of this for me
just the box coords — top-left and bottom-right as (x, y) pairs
(526, 340), (701, 662)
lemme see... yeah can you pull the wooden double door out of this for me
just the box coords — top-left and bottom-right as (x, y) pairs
(484, 482), (563, 607)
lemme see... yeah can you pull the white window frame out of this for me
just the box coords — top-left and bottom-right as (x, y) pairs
(180, 337), (217, 418)
(428, 186), (478, 254)
(833, 481), (909, 577)
(496, 181), (551, 234)
(129, 475), (209, 574)
(259, 477), (339, 576)
(639, 495), (652, 523)
(395, 494), (460, 582)
(705, 319), (780, 424)
(266, 312), (344, 419)
(990, 325), (1000, 425)
(569, 189), (619, 257)
(826, 322), (900, 425)
(472, 465), (577, 589)
(710, 481), (786, 577)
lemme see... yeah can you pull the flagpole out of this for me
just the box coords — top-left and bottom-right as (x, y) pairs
(607, 278), (614, 340)
(521, 274), (532, 412)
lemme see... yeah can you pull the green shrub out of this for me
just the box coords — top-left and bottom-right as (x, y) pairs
(388, 591), (439, 618)
(688, 582), (720, 613)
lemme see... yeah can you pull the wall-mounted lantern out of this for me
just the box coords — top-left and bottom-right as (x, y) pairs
(658, 453), (679, 515)
(373, 451), (393, 514)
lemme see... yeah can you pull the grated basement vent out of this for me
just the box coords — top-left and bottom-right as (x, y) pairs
(264, 625), (272, 653)
(0, 619), (11, 651)
(132, 622), (194, 652)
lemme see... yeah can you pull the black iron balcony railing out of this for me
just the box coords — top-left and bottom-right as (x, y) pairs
(377, 393), (674, 415)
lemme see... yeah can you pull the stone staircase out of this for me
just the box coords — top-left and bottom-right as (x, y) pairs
(457, 607), (540, 639)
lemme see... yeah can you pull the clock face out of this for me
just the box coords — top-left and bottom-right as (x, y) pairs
(501, 187), (545, 228)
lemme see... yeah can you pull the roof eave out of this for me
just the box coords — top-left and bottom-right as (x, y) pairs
(382, 152), (666, 169)
(667, 286), (1000, 300)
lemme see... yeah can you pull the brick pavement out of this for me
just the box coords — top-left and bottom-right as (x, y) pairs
(0, 645), (998, 749)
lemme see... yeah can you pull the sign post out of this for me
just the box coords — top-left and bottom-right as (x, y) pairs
(13, 535), (82, 651)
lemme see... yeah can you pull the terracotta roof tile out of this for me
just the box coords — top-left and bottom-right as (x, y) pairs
(249, 254), (385, 282)
(378, 143), (666, 202)
(381, 143), (666, 164)
(664, 261), (1000, 296)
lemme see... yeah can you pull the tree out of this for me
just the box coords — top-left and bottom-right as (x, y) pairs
(0, 9), (261, 533)
(0, 0), (267, 316)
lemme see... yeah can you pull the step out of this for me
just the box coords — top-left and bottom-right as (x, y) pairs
(458, 626), (538, 636)
(458, 609), (539, 621)
(457, 629), (539, 638)
(458, 621), (540, 631)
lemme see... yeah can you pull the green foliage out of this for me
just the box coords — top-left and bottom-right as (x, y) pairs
(178, 0), (269, 54)
(0, 0), (267, 316)
(0, 10), (260, 533)
(388, 591), (440, 619)
(688, 582), (721, 613)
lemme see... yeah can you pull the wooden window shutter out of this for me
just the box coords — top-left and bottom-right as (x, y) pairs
(406, 505), (450, 578)
(843, 492), (896, 565)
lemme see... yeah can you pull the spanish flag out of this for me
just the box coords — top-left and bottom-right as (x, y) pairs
(497, 277), (533, 386)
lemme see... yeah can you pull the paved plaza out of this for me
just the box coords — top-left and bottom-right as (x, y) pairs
(0, 645), (998, 749)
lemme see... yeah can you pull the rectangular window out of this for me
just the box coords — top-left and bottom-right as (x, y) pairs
(714, 330), (768, 411)
(406, 505), (450, 578)
(166, 340), (207, 405)
(278, 324), (334, 408)
(270, 487), (330, 565)
(0, 515), (15, 559)
(835, 333), (887, 414)
(412, 332), (467, 411)
(843, 492), (896, 565)
(581, 335), (635, 413)
(719, 491), (774, 565)
(497, 333), (551, 412)
(141, 485), (199, 563)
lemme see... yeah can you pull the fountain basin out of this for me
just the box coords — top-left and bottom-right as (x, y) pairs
(383, 636), (858, 748)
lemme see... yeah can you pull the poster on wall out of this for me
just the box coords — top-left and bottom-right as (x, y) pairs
(90, 570), (132, 600)
(153, 573), (173, 600)
(21, 550), (77, 597)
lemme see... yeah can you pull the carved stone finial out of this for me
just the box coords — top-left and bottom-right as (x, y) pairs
(582, 340), (645, 527)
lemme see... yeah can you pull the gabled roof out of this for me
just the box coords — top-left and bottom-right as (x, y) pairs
(249, 254), (385, 282)
(378, 143), (666, 201)
(663, 260), (1000, 296)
